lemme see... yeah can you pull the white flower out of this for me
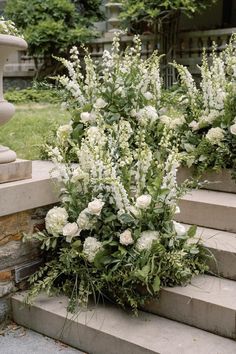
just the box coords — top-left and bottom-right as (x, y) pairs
(119, 229), (134, 246)
(94, 98), (107, 109)
(83, 237), (102, 262)
(205, 127), (224, 145)
(56, 124), (72, 142)
(63, 222), (80, 243)
(174, 206), (180, 214)
(45, 207), (68, 237)
(136, 231), (159, 251)
(189, 120), (200, 131)
(77, 209), (91, 230)
(137, 106), (158, 124)
(136, 195), (152, 209)
(127, 205), (140, 217)
(173, 221), (186, 236)
(143, 92), (153, 100)
(80, 112), (91, 123)
(87, 199), (105, 216)
(230, 123), (236, 135)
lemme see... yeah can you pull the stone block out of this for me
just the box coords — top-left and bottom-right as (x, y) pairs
(0, 240), (40, 271)
(0, 297), (10, 324)
(0, 281), (14, 298)
(0, 159), (32, 184)
(0, 211), (32, 246)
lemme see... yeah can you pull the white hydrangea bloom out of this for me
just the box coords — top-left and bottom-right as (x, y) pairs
(119, 229), (134, 246)
(205, 127), (224, 145)
(45, 207), (68, 237)
(83, 237), (102, 262)
(136, 231), (159, 251)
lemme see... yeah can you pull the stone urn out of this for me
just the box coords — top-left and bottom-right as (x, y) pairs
(0, 34), (27, 164)
(105, 2), (122, 33)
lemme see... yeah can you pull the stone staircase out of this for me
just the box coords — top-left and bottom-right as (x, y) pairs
(11, 169), (236, 353)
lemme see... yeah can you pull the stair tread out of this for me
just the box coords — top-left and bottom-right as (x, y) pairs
(162, 275), (236, 309)
(185, 224), (236, 253)
(12, 292), (236, 354)
(181, 189), (236, 207)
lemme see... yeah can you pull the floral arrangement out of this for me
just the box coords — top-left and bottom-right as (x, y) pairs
(163, 37), (236, 177)
(27, 35), (208, 313)
(0, 17), (23, 37)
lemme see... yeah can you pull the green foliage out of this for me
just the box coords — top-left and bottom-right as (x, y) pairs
(4, 0), (102, 75)
(120, 0), (217, 32)
(4, 87), (60, 104)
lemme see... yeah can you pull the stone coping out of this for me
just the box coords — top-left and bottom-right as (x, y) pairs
(0, 160), (59, 217)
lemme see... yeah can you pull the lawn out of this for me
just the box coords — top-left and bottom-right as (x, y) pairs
(0, 103), (70, 160)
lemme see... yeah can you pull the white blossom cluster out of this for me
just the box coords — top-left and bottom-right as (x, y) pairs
(0, 17), (22, 37)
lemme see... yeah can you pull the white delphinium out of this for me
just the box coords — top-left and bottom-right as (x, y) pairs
(45, 207), (68, 237)
(83, 237), (102, 262)
(205, 127), (224, 145)
(173, 221), (186, 236)
(161, 151), (180, 206)
(136, 231), (159, 251)
(119, 229), (134, 246)
(63, 222), (80, 243)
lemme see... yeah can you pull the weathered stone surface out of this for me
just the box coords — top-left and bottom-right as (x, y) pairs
(0, 211), (32, 246)
(0, 297), (10, 324)
(0, 270), (12, 281)
(0, 240), (40, 271)
(0, 159), (32, 184)
(0, 281), (14, 298)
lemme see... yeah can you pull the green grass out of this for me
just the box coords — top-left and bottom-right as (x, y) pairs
(0, 103), (70, 160)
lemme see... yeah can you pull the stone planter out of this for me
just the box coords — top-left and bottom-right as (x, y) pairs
(105, 3), (122, 33)
(0, 34), (27, 164)
(177, 167), (236, 193)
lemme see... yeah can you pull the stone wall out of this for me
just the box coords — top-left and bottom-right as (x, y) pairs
(0, 160), (59, 326)
(0, 207), (51, 324)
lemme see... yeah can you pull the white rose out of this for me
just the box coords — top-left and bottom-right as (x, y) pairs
(94, 98), (107, 109)
(189, 120), (200, 131)
(143, 92), (153, 100)
(87, 199), (105, 216)
(83, 237), (102, 262)
(136, 195), (152, 209)
(230, 123), (236, 135)
(205, 127), (224, 145)
(173, 221), (186, 236)
(136, 231), (159, 251)
(45, 207), (68, 237)
(80, 112), (91, 123)
(119, 229), (134, 246)
(56, 124), (72, 142)
(77, 209), (91, 230)
(63, 222), (80, 243)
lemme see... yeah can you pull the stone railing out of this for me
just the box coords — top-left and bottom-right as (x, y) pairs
(176, 27), (236, 75)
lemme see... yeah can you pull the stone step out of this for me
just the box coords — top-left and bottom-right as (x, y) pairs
(144, 275), (236, 340)
(176, 189), (236, 232)
(177, 167), (236, 193)
(191, 225), (236, 280)
(12, 292), (236, 354)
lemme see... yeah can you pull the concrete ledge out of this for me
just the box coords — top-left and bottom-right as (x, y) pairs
(177, 167), (236, 193)
(0, 161), (59, 217)
(12, 292), (236, 354)
(0, 159), (32, 184)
